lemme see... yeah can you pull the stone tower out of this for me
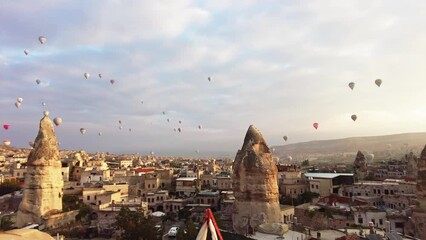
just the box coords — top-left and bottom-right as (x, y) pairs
(353, 151), (368, 182)
(232, 125), (282, 235)
(17, 115), (63, 227)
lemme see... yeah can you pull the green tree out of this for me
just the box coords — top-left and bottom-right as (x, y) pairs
(0, 215), (14, 231)
(62, 194), (81, 211)
(76, 203), (92, 223)
(176, 220), (198, 240)
(302, 159), (310, 166)
(114, 206), (160, 240)
(0, 181), (21, 196)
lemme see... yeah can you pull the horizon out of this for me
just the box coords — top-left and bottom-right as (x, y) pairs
(2, 1), (426, 156)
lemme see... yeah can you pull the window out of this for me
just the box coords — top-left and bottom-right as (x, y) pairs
(373, 189), (377, 194)
(95, 195), (97, 200)
(379, 219), (383, 225)
(378, 190), (381, 194)
(98, 200), (101, 205)
(148, 184), (151, 188)
(384, 190), (389, 195)
(390, 190), (394, 195)
(358, 217), (363, 224)
(87, 196), (90, 200)
(311, 185), (314, 188)
(316, 185), (319, 189)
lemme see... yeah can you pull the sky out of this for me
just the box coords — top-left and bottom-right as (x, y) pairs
(1, 0), (426, 157)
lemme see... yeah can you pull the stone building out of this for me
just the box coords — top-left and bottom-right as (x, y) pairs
(16, 116), (64, 227)
(232, 125), (282, 235)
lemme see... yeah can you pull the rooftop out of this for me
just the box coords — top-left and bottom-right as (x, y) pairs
(305, 172), (354, 179)
(176, 177), (197, 181)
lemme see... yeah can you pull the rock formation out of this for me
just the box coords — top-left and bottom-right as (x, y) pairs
(406, 151), (418, 179)
(16, 116), (63, 227)
(353, 151), (368, 182)
(232, 125), (282, 235)
(411, 145), (426, 239)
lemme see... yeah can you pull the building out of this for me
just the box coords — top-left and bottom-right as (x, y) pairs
(194, 191), (220, 210)
(176, 177), (197, 197)
(305, 173), (354, 197)
(216, 176), (232, 191)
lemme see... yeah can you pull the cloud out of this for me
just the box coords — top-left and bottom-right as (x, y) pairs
(1, 0), (426, 155)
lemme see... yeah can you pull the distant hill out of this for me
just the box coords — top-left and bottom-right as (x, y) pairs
(272, 132), (426, 163)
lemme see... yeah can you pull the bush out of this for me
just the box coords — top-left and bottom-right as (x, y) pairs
(0, 181), (21, 196)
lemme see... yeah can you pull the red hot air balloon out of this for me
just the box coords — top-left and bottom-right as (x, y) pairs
(3, 124), (10, 130)
(313, 122), (319, 130)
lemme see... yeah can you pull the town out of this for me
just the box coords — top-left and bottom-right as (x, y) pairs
(0, 117), (425, 240)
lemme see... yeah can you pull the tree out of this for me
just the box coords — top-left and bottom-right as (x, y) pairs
(176, 219), (198, 240)
(76, 203), (92, 223)
(302, 159), (310, 166)
(0, 181), (21, 196)
(62, 194), (81, 211)
(0, 215), (14, 231)
(114, 206), (160, 240)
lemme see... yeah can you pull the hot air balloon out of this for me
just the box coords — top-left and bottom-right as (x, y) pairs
(15, 102), (21, 108)
(36, 79), (41, 85)
(43, 111), (49, 116)
(208, 77), (211, 82)
(178, 127), (182, 132)
(42, 102), (46, 106)
(173, 128), (177, 132)
(150, 151), (154, 155)
(110, 79), (115, 84)
(129, 128), (132, 132)
(162, 111), (166, 115)
(119, 126), (123, 130)
(351, 114), (357, 121)
(3, 124), (10, 130)
(53, 117), (62, 126)
(17, 97), (23, 103)
(24, 50), (29, 55)
(80, 128), (86, 134)
(98, 132), (102, 136)
(198, 125), (202, 129)
(375, 79), (382, 87)
(119, 120), (122, 125)
(3, 140), (11, 146)
(348, 82), (355, 90)
(28, 141), (34, 147)
(167, 118), (170, 122)
(179, 120), (182, 124)
(38, 36), (46, 44)
(196, 150), (200, 153)
(366, 153), (375, 161)
(98, 73), (102, 78)
(313, 122), (319, 130)
(84, 72), (90, 79)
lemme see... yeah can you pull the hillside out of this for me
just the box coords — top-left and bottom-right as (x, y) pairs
(272, 132), (426, 163)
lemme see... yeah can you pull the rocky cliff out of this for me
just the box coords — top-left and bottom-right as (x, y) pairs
(411, 145), (426, 239)
(16, 116), (63, 227)
(353, 151), (368, 181)
(232, 125), (282, 235)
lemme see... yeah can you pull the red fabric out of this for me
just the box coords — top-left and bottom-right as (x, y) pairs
(202, 208), (224, 240)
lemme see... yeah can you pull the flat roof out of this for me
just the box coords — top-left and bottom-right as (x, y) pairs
(305, 173), (353, 179)
(176, 177), (197, 181)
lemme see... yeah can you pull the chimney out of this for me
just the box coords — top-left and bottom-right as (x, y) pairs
(316, 232), (321, 240)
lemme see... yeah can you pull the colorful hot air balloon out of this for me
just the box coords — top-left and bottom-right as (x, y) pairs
(178, 127), (182, 132)
(38, 36), (46, 44)
(80, 128), (86, 134)
(24, 50), (29, 55)
(110, 79), (115, 84)
(36, 79), (41, 85)
(3, 124), (10, 130)
(17, 97), (23, 103)
(53, 117), (62, 126)
(15, 102), (21, 108)
(313, 122), (319, 130)
(375, 79), (382, 87)
(98, 73), (102, 78)
(84, 72), (90, 79)
(3, 140), (11, 146)
(283, 136), (288, 141)
(348, 82), (355, 90)
(351, 114), (357, 121)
